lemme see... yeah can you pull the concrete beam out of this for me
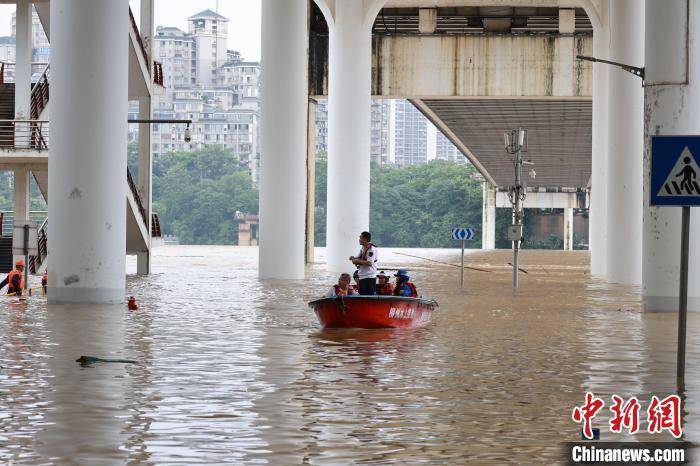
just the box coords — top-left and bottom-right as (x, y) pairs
(496, 191), (581, 209)
(310, 34), (593, 98)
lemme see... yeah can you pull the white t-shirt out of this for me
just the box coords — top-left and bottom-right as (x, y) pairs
(325, 285), (356, 298)
(357, 244), (379, 279)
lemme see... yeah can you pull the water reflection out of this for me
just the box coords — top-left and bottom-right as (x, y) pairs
(0, 246), (696, 464)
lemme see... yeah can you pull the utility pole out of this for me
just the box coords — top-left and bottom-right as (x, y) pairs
(504, 128), (534, 289)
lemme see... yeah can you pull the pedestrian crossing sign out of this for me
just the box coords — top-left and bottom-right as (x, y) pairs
(651, 136), (700, 206)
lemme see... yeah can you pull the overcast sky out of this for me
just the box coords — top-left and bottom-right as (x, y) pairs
(0, 0), (262, 61)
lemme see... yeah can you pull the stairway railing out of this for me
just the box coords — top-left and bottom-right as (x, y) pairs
(127, 168), (149, 228)
(30, 65), (50, 119)
(151, 213), (162, 237)
(0, 119), (49, 150)
(154, 61), (164, 86)
(28, 218), (48, 274)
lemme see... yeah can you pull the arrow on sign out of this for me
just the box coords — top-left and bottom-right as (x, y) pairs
(452, 228), (474, 240)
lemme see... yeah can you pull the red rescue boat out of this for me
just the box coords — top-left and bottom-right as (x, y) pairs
(308, 295), (438, 329)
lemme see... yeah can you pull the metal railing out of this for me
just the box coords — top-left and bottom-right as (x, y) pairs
(0, 61), (50, 85)
(1, 211), (48, 236)
(30, 65), (49, 119)
(129, 7), (149, 63)
(0, 120), (49, 150)
(151, 213), (162, 237)
(28, 217), (48, 274)
(127, 168), (149, 227)
(154, 61), (164, 86)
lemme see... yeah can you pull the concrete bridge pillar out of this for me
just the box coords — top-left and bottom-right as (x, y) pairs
(48, 0), (128, 303)
(12, 167), (29, 265)
(605, 0), (644, 284)
(564, 207), (574, 251)
(589, 12), (610, 277)
(258, 0), (308, 279)
(14, 1), (32, 121)
(643, 0), (700, 311)
(326, 0), (373, 272)
(482, 183), (496, 250)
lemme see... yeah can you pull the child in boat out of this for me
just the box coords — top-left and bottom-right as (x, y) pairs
(325, 273), (357, 298)
(351, 270), (361, 293)
(393, 269), (418, 298)
(376, 271), (394, 296)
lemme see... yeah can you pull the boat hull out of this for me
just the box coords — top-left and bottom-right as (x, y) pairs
(308, 296), (438, 329)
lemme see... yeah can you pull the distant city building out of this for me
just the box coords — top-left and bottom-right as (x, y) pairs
(135, 9), (261, 183)
(0, 7), (49, 83)
(11, 6), (49, 64)
(315, 99), (463, 166)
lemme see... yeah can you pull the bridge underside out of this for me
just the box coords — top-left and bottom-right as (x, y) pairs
(412, 98), (591, 190)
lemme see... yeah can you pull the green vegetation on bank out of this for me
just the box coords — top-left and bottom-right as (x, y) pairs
(125, 145), (579, 248)
(315, 155), (484, 248)
(142, 145), (258, 244)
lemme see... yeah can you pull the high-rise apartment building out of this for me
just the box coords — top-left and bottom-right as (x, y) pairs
(315, 99), (463, 167)
(143, 10), (261, 182)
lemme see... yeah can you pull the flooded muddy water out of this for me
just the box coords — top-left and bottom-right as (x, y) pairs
(0, 246), (697, 464)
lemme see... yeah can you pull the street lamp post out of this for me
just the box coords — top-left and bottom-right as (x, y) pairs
(504, 128), (533, 289)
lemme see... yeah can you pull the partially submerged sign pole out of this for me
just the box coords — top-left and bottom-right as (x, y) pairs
(452, 228), (474, 289)
(678, 206), (690, 393)
(650, 136), (700, 393)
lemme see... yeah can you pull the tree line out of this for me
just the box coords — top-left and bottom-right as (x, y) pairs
(125, 146), (575, 248)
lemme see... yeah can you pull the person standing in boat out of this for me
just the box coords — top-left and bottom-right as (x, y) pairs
(393, 269), (418, 298)
(325, 273), (357, 298)
(349, 231), (378, 295)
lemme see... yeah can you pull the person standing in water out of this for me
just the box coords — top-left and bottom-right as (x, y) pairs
(349, 231), (378, 295)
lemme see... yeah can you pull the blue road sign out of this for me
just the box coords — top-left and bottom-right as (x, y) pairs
(651, 136), (700, 206)
(452, 228), (474, 241)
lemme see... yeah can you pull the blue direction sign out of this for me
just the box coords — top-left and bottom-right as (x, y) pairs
(452, 228), (474, 241)
(651, 136), (700, 206)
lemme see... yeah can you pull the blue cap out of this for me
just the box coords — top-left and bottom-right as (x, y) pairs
(394, 269), (409, 278)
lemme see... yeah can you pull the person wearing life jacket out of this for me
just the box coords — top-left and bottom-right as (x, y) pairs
(351, 270), (360, 293)
(376, 271), (394, 296)
(41, 269), (48, 294)
(0, 259), (25, 296)
(349, 231), (379, 295)
(393, 269), (418, 298)
(325, 273), (357, 298)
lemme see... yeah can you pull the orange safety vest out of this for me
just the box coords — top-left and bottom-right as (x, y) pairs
(7, 269), (24, 294)
(377, 283), (394, 296)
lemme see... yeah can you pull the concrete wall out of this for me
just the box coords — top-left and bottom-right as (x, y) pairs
(309, 33), (593, 98)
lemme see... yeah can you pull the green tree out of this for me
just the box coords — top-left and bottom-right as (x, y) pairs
(152, 146), (257, 244)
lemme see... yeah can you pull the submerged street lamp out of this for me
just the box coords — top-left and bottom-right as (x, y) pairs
(504, 128), (534, 289)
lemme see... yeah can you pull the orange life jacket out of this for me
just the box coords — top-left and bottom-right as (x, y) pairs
(376, 283), (394, 296)
(7, 269), (24, 294)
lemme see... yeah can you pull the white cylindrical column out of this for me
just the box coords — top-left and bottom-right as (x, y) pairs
(48, 0), (128, 303)
(14, 0), (32, 121)
(564, 207), (574, 251)
(482, 183), (496, 249)
(258, 0), (308, 279)
(326, 0), (372, 272)
(13, 167), (29, 265)
(643, 0), (700, 311)
(589, 19), (610, 276)
(606, 0), (644, 284)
